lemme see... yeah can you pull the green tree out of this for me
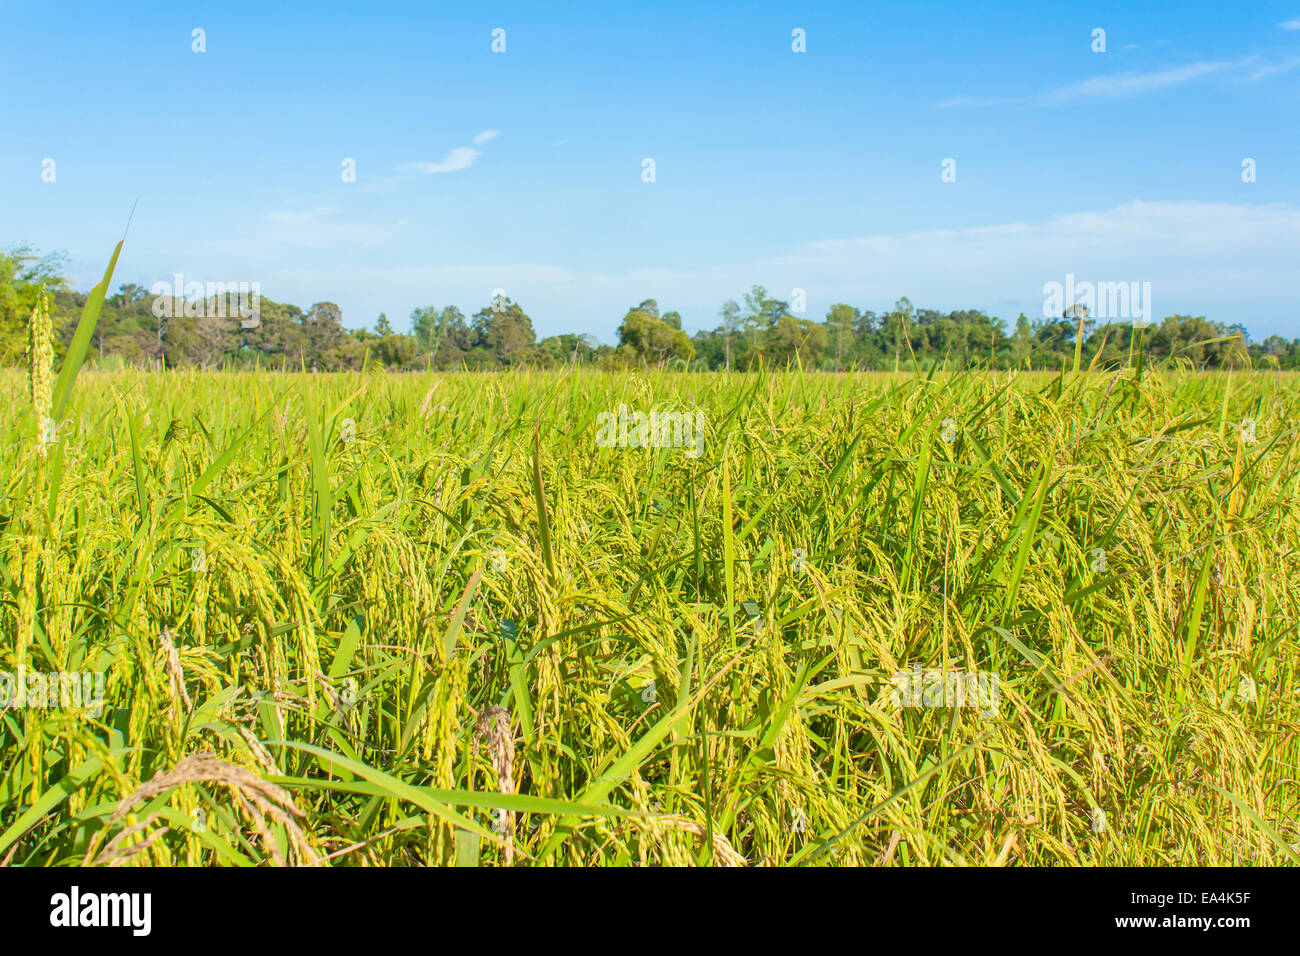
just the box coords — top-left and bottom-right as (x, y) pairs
(471, 297), (536, 366)
(0, 245), (70, 362)
(1011, 312), (1034, 367)
(411, 305), (471, 367)
(759, 314), (827, 368)
(886, 296), (914, 371)
(303, 301), (346, 370)
(540, 332), (599, 365)
(718, 299), (740, 370)
(825, 303), (858, 372)
(617, 306), (694, 366)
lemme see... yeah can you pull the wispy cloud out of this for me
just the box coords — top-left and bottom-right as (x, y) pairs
(360, 131), (502, 191)
(238, 201), (1300, 340)
(939, 56), (1294, 109)
(1040, 60), (1230, 103)
(174, 207), (402, 261)
(1247, 56), (1300, 80)
(406, 147), (480, 175)
(401, 129), (502, 175)
(261, 207), (398, 246)
(935, 94), (1026, 109)
(1280, 18), (1300, 30)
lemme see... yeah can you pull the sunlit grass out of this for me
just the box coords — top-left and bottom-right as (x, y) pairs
(2, 363), (1298, 866)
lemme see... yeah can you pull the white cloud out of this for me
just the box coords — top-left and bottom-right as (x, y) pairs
(406, 147), (481, 175)
(257, 208), (398, 246)
(401, 132), (500, 175)
(1041, 61), (1229, 103)
(939, 56), (1295, 109)
(756, 202), (1300, 309)
(1246, 56), (1300, 80)
(234, 201), (1300, 340)
(1280, 18), (1300, 30)
(160, 207), (403, 262)
(935, 94), (1024, 109)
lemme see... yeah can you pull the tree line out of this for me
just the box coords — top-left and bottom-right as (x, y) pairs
(4, 245), (1298, 371)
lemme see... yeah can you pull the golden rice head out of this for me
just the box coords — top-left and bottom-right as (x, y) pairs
(27, 287), (53, 454)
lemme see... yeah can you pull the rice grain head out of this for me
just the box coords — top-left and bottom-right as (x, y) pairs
(27, 287), (53, 455)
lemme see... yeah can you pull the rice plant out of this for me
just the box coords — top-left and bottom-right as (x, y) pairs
(2, 319), (1298, 864)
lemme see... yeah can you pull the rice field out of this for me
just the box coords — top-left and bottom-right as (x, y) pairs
(2, 362), (1299, 866)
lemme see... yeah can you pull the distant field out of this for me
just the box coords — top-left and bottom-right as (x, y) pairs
(2, 368), (1298, 866)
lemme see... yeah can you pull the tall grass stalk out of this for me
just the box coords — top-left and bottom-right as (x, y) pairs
(1, 364), (1297, 866)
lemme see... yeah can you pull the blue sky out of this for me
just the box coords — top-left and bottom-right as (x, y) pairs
(3, 1), (1299, 340)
